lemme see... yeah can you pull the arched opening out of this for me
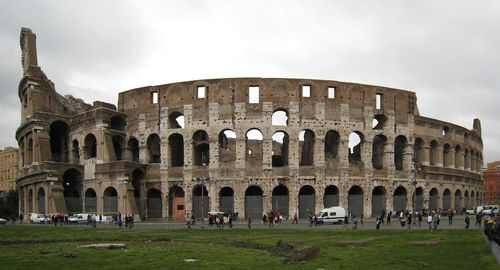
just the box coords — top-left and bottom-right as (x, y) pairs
(272, 131), (289, 167)
(147, 134), (161, 163)
(72, 139), (80, 164)
(324, 185), (339, 208)
(132, 169), (145, 218)
(169, 186), (185, 221)
(28, 189), (33, 213)
(84, 188), (97, 213)
(127, 137), (139, 162)
(429, 188), (439, 210)
(219, 130), (236, 165)
(50, 121), (70, 162)
(325, 130), (340, 172)
(372, 134), (387, 169)
(110, 116), (126, 131)
(272, 185), (289, 217)
(63, 168), (83, 214)
(299, 130), (315, 166)
(84, 134), (97, 159)
(443, 189), (451, 210)
(454, 189), (462, 210)
(169, 133), (184, 167)
(37, 188), (45, 214)
(429, 140), (439, 166)
(112, 135), (124, 161)
(414, 138), (425, 167)
(272, 109), (288, 126)
(372, 114), (387, 130)
(415, 187), (424, 211)
(371, 186), (386, 217)
(464, 190), (470, 209)
(27, 138), (33, 165)
(348, 186), (363, 217)
(393, 186), (407, 212)
(192, 185), (209, 219)
(299, 185), (315, 219)
(246, 129), (263, 167)
(443, 144), (451, 167)
(147, 188), (162, 218)
(193, 130), (209, 166)
(348, 132), (363, 164)
(245, 186), (263, 220)
(168, 112), (184, 129)
(219, 187), (234, 214)
(394, 136), (407, 171)
(471, 191), (475, 207)
(103, 187), (118, 215)
(454, 145), (463, 168)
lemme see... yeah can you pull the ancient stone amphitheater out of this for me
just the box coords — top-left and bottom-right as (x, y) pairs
(16, 28), (484, 220)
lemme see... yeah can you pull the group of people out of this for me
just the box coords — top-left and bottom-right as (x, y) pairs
(115, 213), (134, 229)
(262, 211), (284, 227)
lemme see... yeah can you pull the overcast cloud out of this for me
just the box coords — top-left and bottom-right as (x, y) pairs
(0, 0), (499, 164)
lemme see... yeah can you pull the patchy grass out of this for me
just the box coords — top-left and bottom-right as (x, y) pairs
(0, 226), (496, 269)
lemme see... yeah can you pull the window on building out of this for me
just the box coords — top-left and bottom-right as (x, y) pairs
(376, 93), (382, 110)
(151, 91), (159, 104)
(197, 86), (206, 99)
(302, 85), (311, 97)
(328, 87), (335, 99)
(249, 86), (259, 103)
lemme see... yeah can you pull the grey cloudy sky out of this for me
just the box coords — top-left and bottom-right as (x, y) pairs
(1, 1), (499, 164)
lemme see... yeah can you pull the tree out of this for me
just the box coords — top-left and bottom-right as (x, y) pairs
(0, 189), (18, 219)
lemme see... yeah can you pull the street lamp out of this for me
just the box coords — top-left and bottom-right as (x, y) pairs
(193, 176), (210, 229)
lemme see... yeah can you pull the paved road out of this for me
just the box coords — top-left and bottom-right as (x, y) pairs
(9, 215), (485, 230)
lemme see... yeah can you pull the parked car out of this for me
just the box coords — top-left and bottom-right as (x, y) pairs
(29, 213), (50, 224)
(465, 208), (476, 215)
(0, 218), (7, 225)
(68, 213), (91, 224)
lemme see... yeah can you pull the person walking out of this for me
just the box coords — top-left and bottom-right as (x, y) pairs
(427, 213), (433, 231)
(465, 214), (470, 230)
(248, 216), (252, 229)
(292, 213), (298, 224)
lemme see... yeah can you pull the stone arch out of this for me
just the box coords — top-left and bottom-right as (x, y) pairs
(348, 186), (363, 217)
(169, 133), (184, 167)
(169, 186), (185, 221)
(464, 190), (470, 209)
(454, 189), (462, 210)
(443, 143), (452, 167)
(393, 186), (407, 212)
(219, 129), (236, 165)
(110, 115), (126, 131)
(429, 140), (439, 166)
(84, 133), (97, 159)
(219, 187), (234, 214)
(429, 188), (439, 210)
(246, 129), (263, 172)
(72, 139), (80, 164)
(168, 111), (184, 129)
(272, 185), (289, 217)
(192, 184), (209, 219)
(348, 131), (364, 164)
(272, 131), (289, 167)
(414, 138), (425, 167)
(324, 185), (339, 208)
(372, 186), (387, 217)
(147, 133), (161, 163)
(394, 135), (407, 171)
(132, 169), (145, 217)
(299, 129), (315, 166)
(372, 134), (387, 169)
(245, 186), (263, 220)
(299, 185), (315, 218)
(147, 188), (162, 218)
(272, 109), (288, 126)
(455, 145), (463, 169)
(471, 191), (475, 208)
(103, 187), (118, 214)
(372, 114), (387, 130)
(443, 188), (452, 209)
(193, 130), (209, 166)
(415, 187), (424, 211)
(37, 187), (45, 214)
(112, 135), (124, 161)
(84, 188), (97, 213)
(28, 189), (33, 213)
(325, 130), (340, 170)
(49, 120), (70, 162)
(127, 137), (139, 162)
(63, 168), (83, 214)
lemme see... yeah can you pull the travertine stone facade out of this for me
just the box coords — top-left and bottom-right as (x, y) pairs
(0, 147), (18, 193)
(16, 28), (484, 219)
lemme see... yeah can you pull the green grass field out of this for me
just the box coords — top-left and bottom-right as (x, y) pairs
(0, 226), (496, 269)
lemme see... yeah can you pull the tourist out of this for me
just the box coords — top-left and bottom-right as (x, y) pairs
(376, 216), (381, 230)
(248, 216), (252, 229)
(427, 213), (433, 231)
(465, 214), (470, 229)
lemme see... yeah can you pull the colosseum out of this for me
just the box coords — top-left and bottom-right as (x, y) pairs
(16, 28), (484, 221)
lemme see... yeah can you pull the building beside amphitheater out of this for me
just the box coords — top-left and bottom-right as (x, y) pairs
(16, 28), (484, 220)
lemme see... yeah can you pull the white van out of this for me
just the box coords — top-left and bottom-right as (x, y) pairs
(477, 205), (499, 215)
(317, 206), (346, 224)
(68, 213), (91, 224)
(29, 213), (50, 224)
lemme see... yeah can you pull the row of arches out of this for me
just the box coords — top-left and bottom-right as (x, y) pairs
(415, 138), (483, 173)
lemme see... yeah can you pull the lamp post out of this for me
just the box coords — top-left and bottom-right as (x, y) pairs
(194, 176), (210, 229)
